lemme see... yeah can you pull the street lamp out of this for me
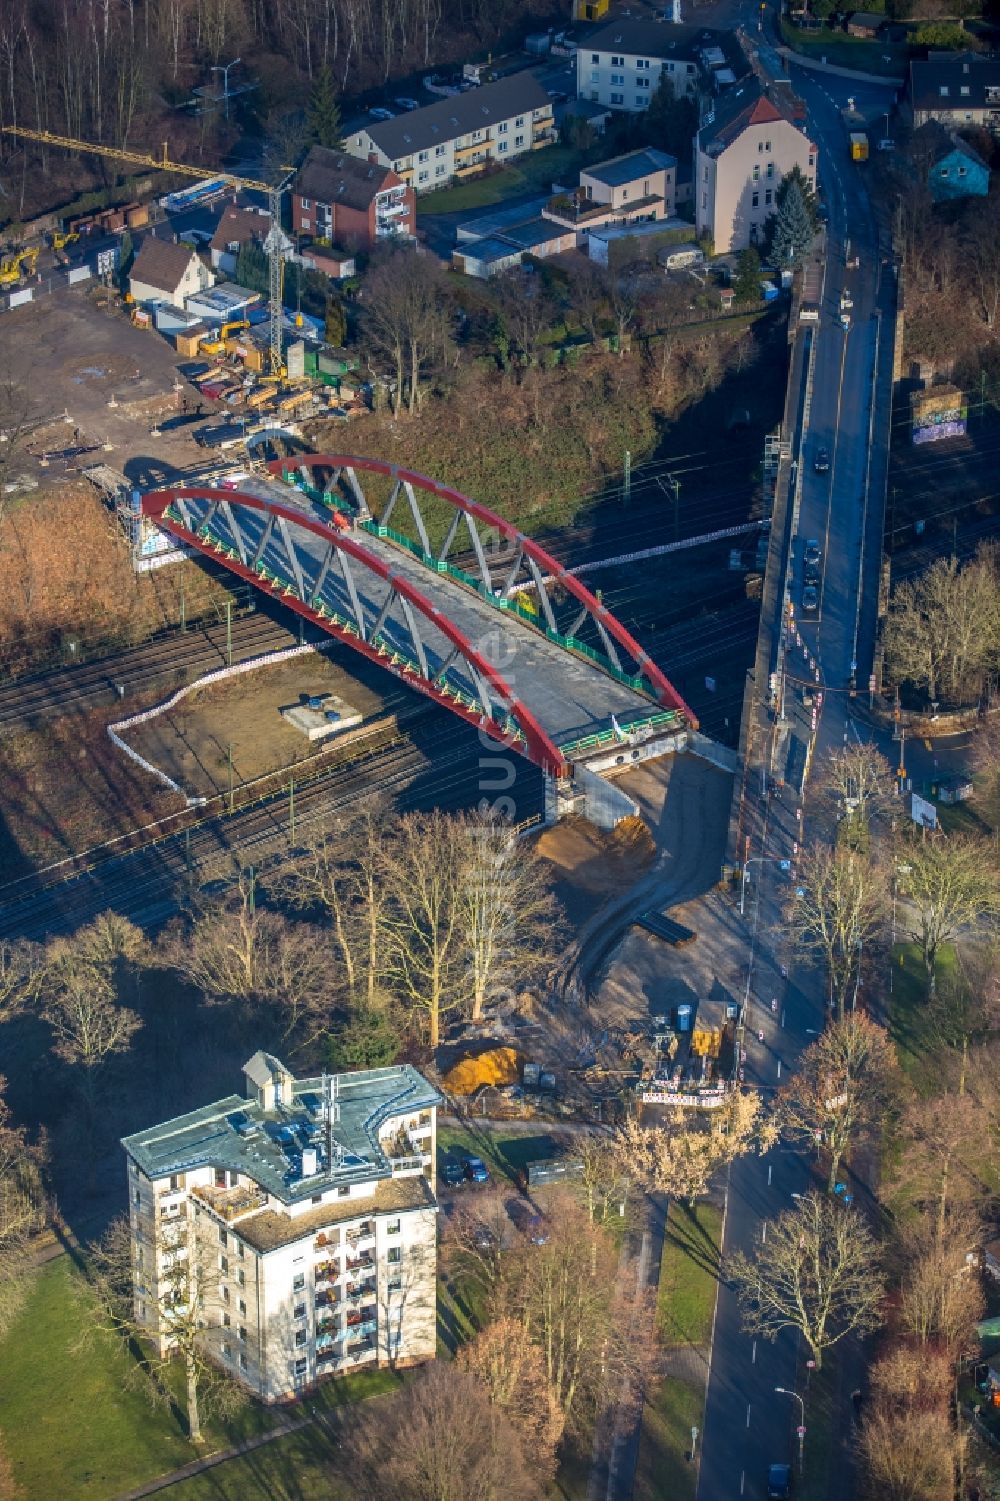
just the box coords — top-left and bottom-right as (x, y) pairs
(739, 855), (792, 917)
(775, 1387), (806, 1473)
(212, 57), (241, 120)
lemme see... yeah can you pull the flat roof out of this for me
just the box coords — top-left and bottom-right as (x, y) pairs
(456, 235), (524, 264)
(499, 216), (573, 249)
(122, 1061), (441, 1205)
(589, 215), (693, 243)
(582, 148), (677, 189)
(236, 1174), (437, 1253)
(456, 195), (551, 238)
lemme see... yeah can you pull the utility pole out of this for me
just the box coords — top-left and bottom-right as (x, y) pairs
(225, 598), (232, 666)
(623, 449), (631, 503)
(179, 581), (186, 632)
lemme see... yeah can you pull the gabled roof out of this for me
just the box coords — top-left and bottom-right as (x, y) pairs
(210, 206), (270, 253)
(697, 80), (811, 155)
(582, 147), (677, 188)
(356, 73), (551, 160)
(129, 237), (199, 293)
(910, 52), (1000, 112)
(912, 118), (989, 168)
(585, 17), (715, 60)
(294, 147), (399, 210)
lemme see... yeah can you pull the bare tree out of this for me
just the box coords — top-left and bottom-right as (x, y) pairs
(789, 845), (887, 1017)
(457, 1316), (565, 1480)
(382, 811), (466, 1049)
(924, 947), (1000, 1094)
(493, 269), (553, 372)
(886, 1088), (991, 1243)
(0, 1078), (46, 1340)
(614, 1090), (776, 1202)
(363, 250), (452, 416)
(89, 1215), (246, 1443)
(858, 1407), (960, 1501)
(884, 548), (1000, 707)
(964, 194), (1000, 329)
(37, 938), (141, 1086)
(459, 815), (561, 1023)
(342, 1361), (544, 1501)
(897, 832), (1000, 986)
(578, 1133), (628, 1227)
(970, 717), (1000, 831)
(897, 1218), (984, 1351)
(817, 742), (898, 846)
(778, 1012), (898, 1192)
(727, 1192), (883, 1369)
(0, 939), (42, 1025)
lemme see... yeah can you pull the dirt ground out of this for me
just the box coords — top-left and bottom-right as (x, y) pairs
(3, 290), (209, 488)
(124, 651), (391, 799)
(536, 813), (656, 927)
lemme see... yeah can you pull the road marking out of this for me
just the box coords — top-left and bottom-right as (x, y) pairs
(747, 1402), (752, 1427)
(777, 1060), (782, 1079)
(762, 1221), (768, 1244)
(781, 1009), (786, 1027)
(768, 1164), (773, 1186)
(752, 1340), (758, 1364)
(741, 1471), (746, 1495)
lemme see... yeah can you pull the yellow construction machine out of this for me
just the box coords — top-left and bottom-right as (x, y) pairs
(0, 246), (39, 287)
(50, 230), (80, 251)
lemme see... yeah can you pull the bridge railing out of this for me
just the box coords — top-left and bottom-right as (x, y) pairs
(559, 710), (681, 761)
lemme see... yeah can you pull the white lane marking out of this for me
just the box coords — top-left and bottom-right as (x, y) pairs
(768, 1163), (773, 1187)
(777, 1060), (782, 1080)
(752, 1340), (758, 1364)
(741, 1471), (746, 1495)
(762, 1221), (768, 1244)
(747, 1403), (752, 1428)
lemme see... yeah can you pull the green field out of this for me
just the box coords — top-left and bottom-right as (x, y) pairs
(634, 1201), (724, 1501)
(779, 18), (906, 76)
(417, 145), (587, 213)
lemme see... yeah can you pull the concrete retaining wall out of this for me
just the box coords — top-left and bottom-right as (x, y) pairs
(67, 266), (92, 286)
(574, 762), (638, 830)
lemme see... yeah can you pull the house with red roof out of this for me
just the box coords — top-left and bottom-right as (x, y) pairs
(695, 81), (817, 253)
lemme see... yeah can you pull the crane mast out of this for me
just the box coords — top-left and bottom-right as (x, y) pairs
(1, 127), (290, 374)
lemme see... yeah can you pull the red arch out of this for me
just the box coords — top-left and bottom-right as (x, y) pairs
(141, 486), (568, 774)
(269, 453), (697, 726)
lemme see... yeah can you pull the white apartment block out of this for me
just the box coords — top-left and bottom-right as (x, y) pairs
(577, 18), (728, 113)
(122, 1053), (440, 1402)
(344, 73), (555, 194)
(695, 82), (817, 253)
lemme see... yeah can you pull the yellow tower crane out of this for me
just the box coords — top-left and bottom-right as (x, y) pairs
(0, 128), (292, 374)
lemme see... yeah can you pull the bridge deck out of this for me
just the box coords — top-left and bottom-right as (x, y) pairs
(241, 478), (656, 750)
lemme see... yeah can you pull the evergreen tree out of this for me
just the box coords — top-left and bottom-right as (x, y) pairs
(733, 245), (762, 304)
(771, 180), (814, 268)
(235, 240), (269, 296)
(776, 164), (818, 227)
(324, 293), (347, 346)
(307, 66), (342, 149)
(642, 74), (699, 161)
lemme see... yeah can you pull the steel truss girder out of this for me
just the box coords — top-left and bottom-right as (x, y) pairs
(267, 454), (695, 725)
(142, 486), (565, 773)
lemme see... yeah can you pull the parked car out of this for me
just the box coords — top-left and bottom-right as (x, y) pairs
(547, 89), (568, 102)
(440, 1160), (464, 1188)
(801, 584), (819, 613)
(394, 96), (420, 110)
(369, 105), (395, 120)
(768, 1464), (792, 1499)
(178, 228), (213, 246)
(804, 538), (822, 566)
(464, 1156), (490, 1184)
(803, 562), (821, 586)
(813, 446), (830, 473)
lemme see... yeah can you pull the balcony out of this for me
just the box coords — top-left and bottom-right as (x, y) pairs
(345, 1280), (377, 1302)
(453, 139), (485, 160)
(315, 1289), (338, 1309)
(317, 1344), (339, 1364)
(345, 1312), (378, 1335)
(317, 1317), (339, 1337)
(346, 1223), (375, 1247)
(532, 130), (558, 150)
(390, 1155), (424, 1176)
(346, 1254), (375, 1273)
(454, 158), (488, 179)
(192, 1184), (267, 1222)
(345, 1336), (376, 1359)
(313, 1231), (340, 1251)
(315, 1261), (338, 1284)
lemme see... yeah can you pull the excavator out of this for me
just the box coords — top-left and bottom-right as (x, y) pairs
(49, 229), (80, 252)
(0, 246), (39, 288)
(199, 318), (251, 356)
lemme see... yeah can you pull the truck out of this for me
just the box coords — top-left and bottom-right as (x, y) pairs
(850, 132), (869, 162)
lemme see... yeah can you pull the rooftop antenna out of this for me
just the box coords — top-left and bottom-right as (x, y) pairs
(320, 1071), (341, 1169)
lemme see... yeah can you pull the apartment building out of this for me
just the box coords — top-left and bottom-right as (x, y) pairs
(909, 52), (1000, 133)
(291, 148), (415, 248)
(122, 1053), (441, 1402)
(576, 18), (739, 114)
(344, 74), (554, 193)
(695, 81), (817, 253)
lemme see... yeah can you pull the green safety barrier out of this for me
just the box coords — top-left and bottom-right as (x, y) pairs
(559, 710), (679, 759)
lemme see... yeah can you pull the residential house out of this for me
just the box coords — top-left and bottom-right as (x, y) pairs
(912, 120), (990, 202)
(576, 18), (743, 114)
(910, 52), (1000, 133)
(129, 237), (214, 306)
(543, 147), (677, 232)
(695, 81), (817, 253)
(122, 1054), (441, 1403)
(210, 206), (271, 276)
(845, 11), (883, 37)
(452, 216), (578, 277)
(343, 74), (554, 194)
(291, 148), (415, 248)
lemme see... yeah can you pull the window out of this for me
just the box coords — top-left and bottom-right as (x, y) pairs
(294, 1303), (306, 1319)
(338, 1186), (351, 1198)
(239, 1353), (248, 1371)
(435, 143), (445, 156)
(239, 1299), (247, 1316)
(958, 165), (967, 176)
(237, 1241), (245, 1259)
(387, 1276), (403, 1292)
(686, 62), (695, 73)
(758, 141), (764, 153)
(238, 1326), (247, 1343)
(294, 1358), (308, 1377)
(753, 164), (760, 181)
(220, 1255), (229, 1275)
(766, 162), (774, 178)
(636, 77), (650, 90)
(610, 72), (624, 86)
(418, 170), (429, 183)
(765, 189), (773, 205)
(435, 165), (446, 176)
(311, 1195), (322, 1206)
(752, 192), (759, 208)
(636, 57), (650, 69)
(300, 198), (312, 211)
(300, 219), (310, 231)
(223, 1312), (232, 1327)
(418, 149), (429, 162)
(134, 1189), (141, 1208)
(591, 52), (599, 62)
(590, 69), (599, 82)
(808, 155), (815, 169)
(238, 1269), (246, 1288)
(611, 54), (623, 66)
(940, 85), (949, 97)
(219, 1227), (228, 1247)
(498, 141), (508, 153)
(222, 1286), (230, 1305)
(961, 85), (970, 96)
(292, 1273), (305, 1293)
(610, 93), (624, 105)
(295, 1329), (307, 1347)
(940, 167), (950, 178)
(516, 116), (524, 126)
(169, 1174), (182, 1192)
(215, 1169), (227, 1188)
(765, 140), (771, 151)
(498, 121), (508, 134)
(223, 1342), (233, 1359)
(702, 191), (707, 209)
(703, 164), (709, 181)
(515, 135), (524, 147)
(387, 1219), (401, 1236)
(387, 1247), (402, 1264)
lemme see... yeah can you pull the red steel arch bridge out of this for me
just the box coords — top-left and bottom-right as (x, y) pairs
(142, 455), (696, 780)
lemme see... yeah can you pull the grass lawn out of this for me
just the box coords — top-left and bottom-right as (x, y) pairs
(0, 1256), (400, 1501)
(634, 1201), (724, 1501)
(779, 18), (906, 76)
(437, 1119), (565, 1186)
(886, 940), (956, 1091)
(795, 1361), (837, 1501)
(656, 1202), (724, 1348)
(417, 145), (586, 213)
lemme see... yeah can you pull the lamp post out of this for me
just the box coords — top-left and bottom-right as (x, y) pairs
(775, 1387), (806, 1473)
(212, 57), (241, 120)
(740, 855), (791, 917)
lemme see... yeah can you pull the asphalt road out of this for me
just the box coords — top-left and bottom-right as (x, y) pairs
(696, 11), (896, 1500)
